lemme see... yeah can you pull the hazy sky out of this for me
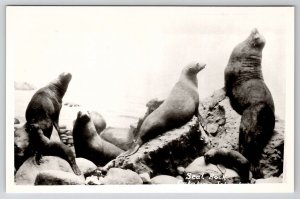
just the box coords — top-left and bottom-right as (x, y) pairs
(7, 7), (293, 119)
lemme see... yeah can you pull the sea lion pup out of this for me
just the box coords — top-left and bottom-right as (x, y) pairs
(224, 28), (275, 178)
(204, 148), (250, 183)
(120, 62), (207, 157)
(27, 123), (81, 175)
(25, 72), (72, 138)
(72, 111), (124, 166)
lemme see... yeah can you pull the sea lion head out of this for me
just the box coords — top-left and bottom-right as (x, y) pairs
(58, 72), (72, 86)
(76, 110), (91, 124)
(228, 28), (265, 67)
(183, 62), (206, 76)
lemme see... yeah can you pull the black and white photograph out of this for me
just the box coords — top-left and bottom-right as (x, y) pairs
(6, 6), (294, 192)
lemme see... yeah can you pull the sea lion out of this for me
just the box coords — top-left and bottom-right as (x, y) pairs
(24, 72), (81, 175)
(27, 123), (81, 175)
(25, 72), (72, 138)
(90, 111), (106, 134)
(204, 148), (250, 183)
(72, 111), (124, 166)
(224, 28), (275, 178)
(121, 62), (207, 157)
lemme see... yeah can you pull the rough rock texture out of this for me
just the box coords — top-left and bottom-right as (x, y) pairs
(35, 170), (85, 185)
(14, 124), (32, 170)
(15, 156), (74, 185)
(198, 88), (284, 179)
(151, 175), (182, 184)
(15, 156), (88, 185)
(100, 168), (143, 185)
(109, 115), (209, 176)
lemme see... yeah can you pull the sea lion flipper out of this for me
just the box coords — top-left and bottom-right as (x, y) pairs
(71, 162), (81, 176)
(35, 152), (42, 165)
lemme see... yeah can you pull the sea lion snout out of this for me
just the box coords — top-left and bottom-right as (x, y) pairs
(186, 62), (206, 74)
(77, 110), (91, 123)
(59, 72), (72, 83)
(249, 28), (265, 49)
(196, 63), (206, 72)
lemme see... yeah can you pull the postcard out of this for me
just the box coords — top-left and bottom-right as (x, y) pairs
(6, 6), (294, 193)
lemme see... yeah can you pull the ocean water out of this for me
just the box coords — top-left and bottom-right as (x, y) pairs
(14, 90), (146, 129)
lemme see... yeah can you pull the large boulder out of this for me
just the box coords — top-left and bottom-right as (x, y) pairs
(35, 170), (85, 185)
(15, 156), (89, 185)
(198, 88), (284, 179)
(15, 156), (74, 185)
(100, 168), (143, 185)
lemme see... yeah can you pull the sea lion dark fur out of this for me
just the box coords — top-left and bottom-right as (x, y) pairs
(224, 28), (275, 178)
(25, 72), (81, 175)
(121, 62), (207, 157)
(72, 111), (124, 166)
(28, 123), (80, 175)
(204, 148), (250, 183)
(25, 72), (72, 138)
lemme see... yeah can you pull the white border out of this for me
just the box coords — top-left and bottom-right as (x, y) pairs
(6, 6), (295, 193)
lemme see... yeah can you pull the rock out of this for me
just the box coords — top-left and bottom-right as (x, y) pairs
(15, 156), (75, 185)
(76, 158), (97, 175)
(206, 123), (219, 135)
(14, 81), (36, 90)
(100, 168), (143, 185)
(90, 111), (106, 134)
(185, 156), (240, 184)
(151, 175), (181, 184)
(35, 170), (85, 185)
(85, 176), (101, 185)
(100, 127), (134, 151)
(177, 166), (185, 175)
(111, 116), (208, 176)
(63, 102), (81, 107)
(255, 177), (283, 183)
(199, 88), (284, 178)
(139, 172), (151, 184)
(176, 175), (184, 181)
(14, 118), (20, 124)
(14, 124), (32, 170)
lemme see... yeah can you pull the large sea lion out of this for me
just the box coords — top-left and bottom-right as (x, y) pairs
(121, 62), (207, 157)
(224, 28), (275, 178)
(24, 72), (81, 175)
(204, 148), (250, 183)
(72, 111), (124, 166)
(25, 72), (72, 138)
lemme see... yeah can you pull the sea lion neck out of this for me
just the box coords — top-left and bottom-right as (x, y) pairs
(180, 72), (198, 87)
(48, 78), (70, 98)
